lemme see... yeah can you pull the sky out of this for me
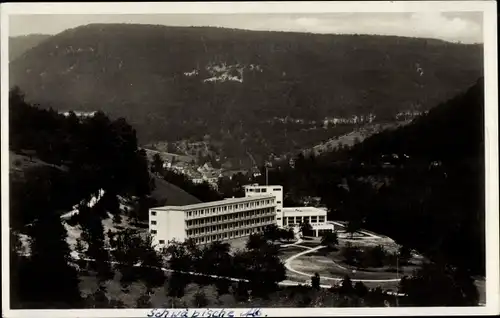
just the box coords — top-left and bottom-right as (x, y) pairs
(9, 12), (483, 44)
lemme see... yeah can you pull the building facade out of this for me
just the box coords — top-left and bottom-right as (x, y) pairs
(281, 207), (334, 237)
(149, 184), (334, 248)
(243, 184), (284, 227)
(149, 195), (277, 248)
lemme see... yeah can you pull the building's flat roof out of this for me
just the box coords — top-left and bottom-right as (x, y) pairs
(282, 207), (327, 213)
(243, 184), (282, 188)
(152, 195), (275, 211)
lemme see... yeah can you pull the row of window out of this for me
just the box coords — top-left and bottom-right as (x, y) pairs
(283, 215), (325, 226)
(246, 187), (282, 193)
(186, 208), (274, 227)
(149, 200), (277, 220)
(186, 217), (274, 236)
(186, 199), (274, 218)
(247, 188), (267, 193)
(190, 226), (265, 244)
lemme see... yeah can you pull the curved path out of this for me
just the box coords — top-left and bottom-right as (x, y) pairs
(281, 238), (304, 247)
(283, 245), (401, 283)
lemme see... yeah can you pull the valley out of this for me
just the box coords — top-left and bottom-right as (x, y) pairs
(9, 24), (483, 169)
(6, 19), (488, 310)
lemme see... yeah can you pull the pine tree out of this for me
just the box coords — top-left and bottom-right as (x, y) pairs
(27, 212), (83, 307)
(151, 153), (164, 174)
(80, 209), (113, 282)
(339, 275), (354, 295)
(311, 273), (321, 290)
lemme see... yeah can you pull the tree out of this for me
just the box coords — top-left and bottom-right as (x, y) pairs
(398, 245), (412, 265)
(300, 221), (314, 237)
(136, 293), (153, 308)
(100, 192), (121, 215)
(167, 272), (191, 298)
(108, 298), (126, 308)
(232, 243), (286, 297)
(361, 245), (387, 268)
(320, 231), (339, 250)
(345, 218), (362, 239)
(200, 241), (232, 276)
(74, 237), (87, 269)
(151, 153), (164, 174)
(112, 213), (122, 224)
(399, 262), (479, 306)
(75, 237), (85, 256)
(109, 229), (165, 288)
(136, 234), (167, 290)
(262, 224), (281, 243)
(311, 273), (320, 290)
(365, 286), (387, 307)
(192, 290), (209, 308)
(354, 282), (369, 298)
(84, 285), (111, 308)
(339, 275), (354, 295)
(166, 239), (199, 272)
(25, 212), (83, 307)
(79, 207), (113, 282)
(341, 243), (362, 266)
(285, 228), (295, 241)
(246, 233), (268, 250)
(167, 142), (177, 154)
(10, 231), (30, 309)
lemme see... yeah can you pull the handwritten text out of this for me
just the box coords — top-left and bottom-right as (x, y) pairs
(146, 308), (266, 318)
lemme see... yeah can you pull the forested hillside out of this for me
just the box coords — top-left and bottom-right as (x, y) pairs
(9, 87), (153, 231)
(261, 78), (485, 276)
(9, 24), (483, 166)
(9, 34), (52, 61)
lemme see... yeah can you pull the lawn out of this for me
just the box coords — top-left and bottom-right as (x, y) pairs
(278, 246), (311, 260)
(297, 240), (322, 247)
(280, 231), (423, 292)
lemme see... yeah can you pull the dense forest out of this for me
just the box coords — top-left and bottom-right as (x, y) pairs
(9, 87), (159, 308)
(9, 87), (153, 231)
(10, 24), (483, 166)
(258, 78), (485, 276)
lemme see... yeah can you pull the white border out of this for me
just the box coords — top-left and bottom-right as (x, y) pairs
(1, 1), (498, 317)
(0, 1), (497, 14)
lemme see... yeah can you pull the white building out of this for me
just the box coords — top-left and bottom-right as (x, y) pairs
(281, 207), (334, 237)
(149, 184), (334, 248)
(60, 110), (97, 118)
(244, 186), (334, 237)
(149, 195), (277, 249)
(243, 184), (284, 227)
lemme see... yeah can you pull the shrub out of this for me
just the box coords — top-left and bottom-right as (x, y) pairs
(112, 213), (122, 224)
(341, 243), (362, 266)
(354, 282), (369, 297)
(361, 245), (387, 268)
(192, 291), (208, 308)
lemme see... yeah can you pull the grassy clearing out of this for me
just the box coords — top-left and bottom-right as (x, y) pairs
(10, 151), (68, 174)
(283, 233), (418, 286)
(150, 176), (201, 206)
(278, 246), (310, 259)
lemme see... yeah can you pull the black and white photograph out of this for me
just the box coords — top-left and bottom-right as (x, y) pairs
(1, 2), (498, 317)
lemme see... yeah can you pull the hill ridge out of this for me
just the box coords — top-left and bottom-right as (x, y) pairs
(10, 23), (483, 168)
